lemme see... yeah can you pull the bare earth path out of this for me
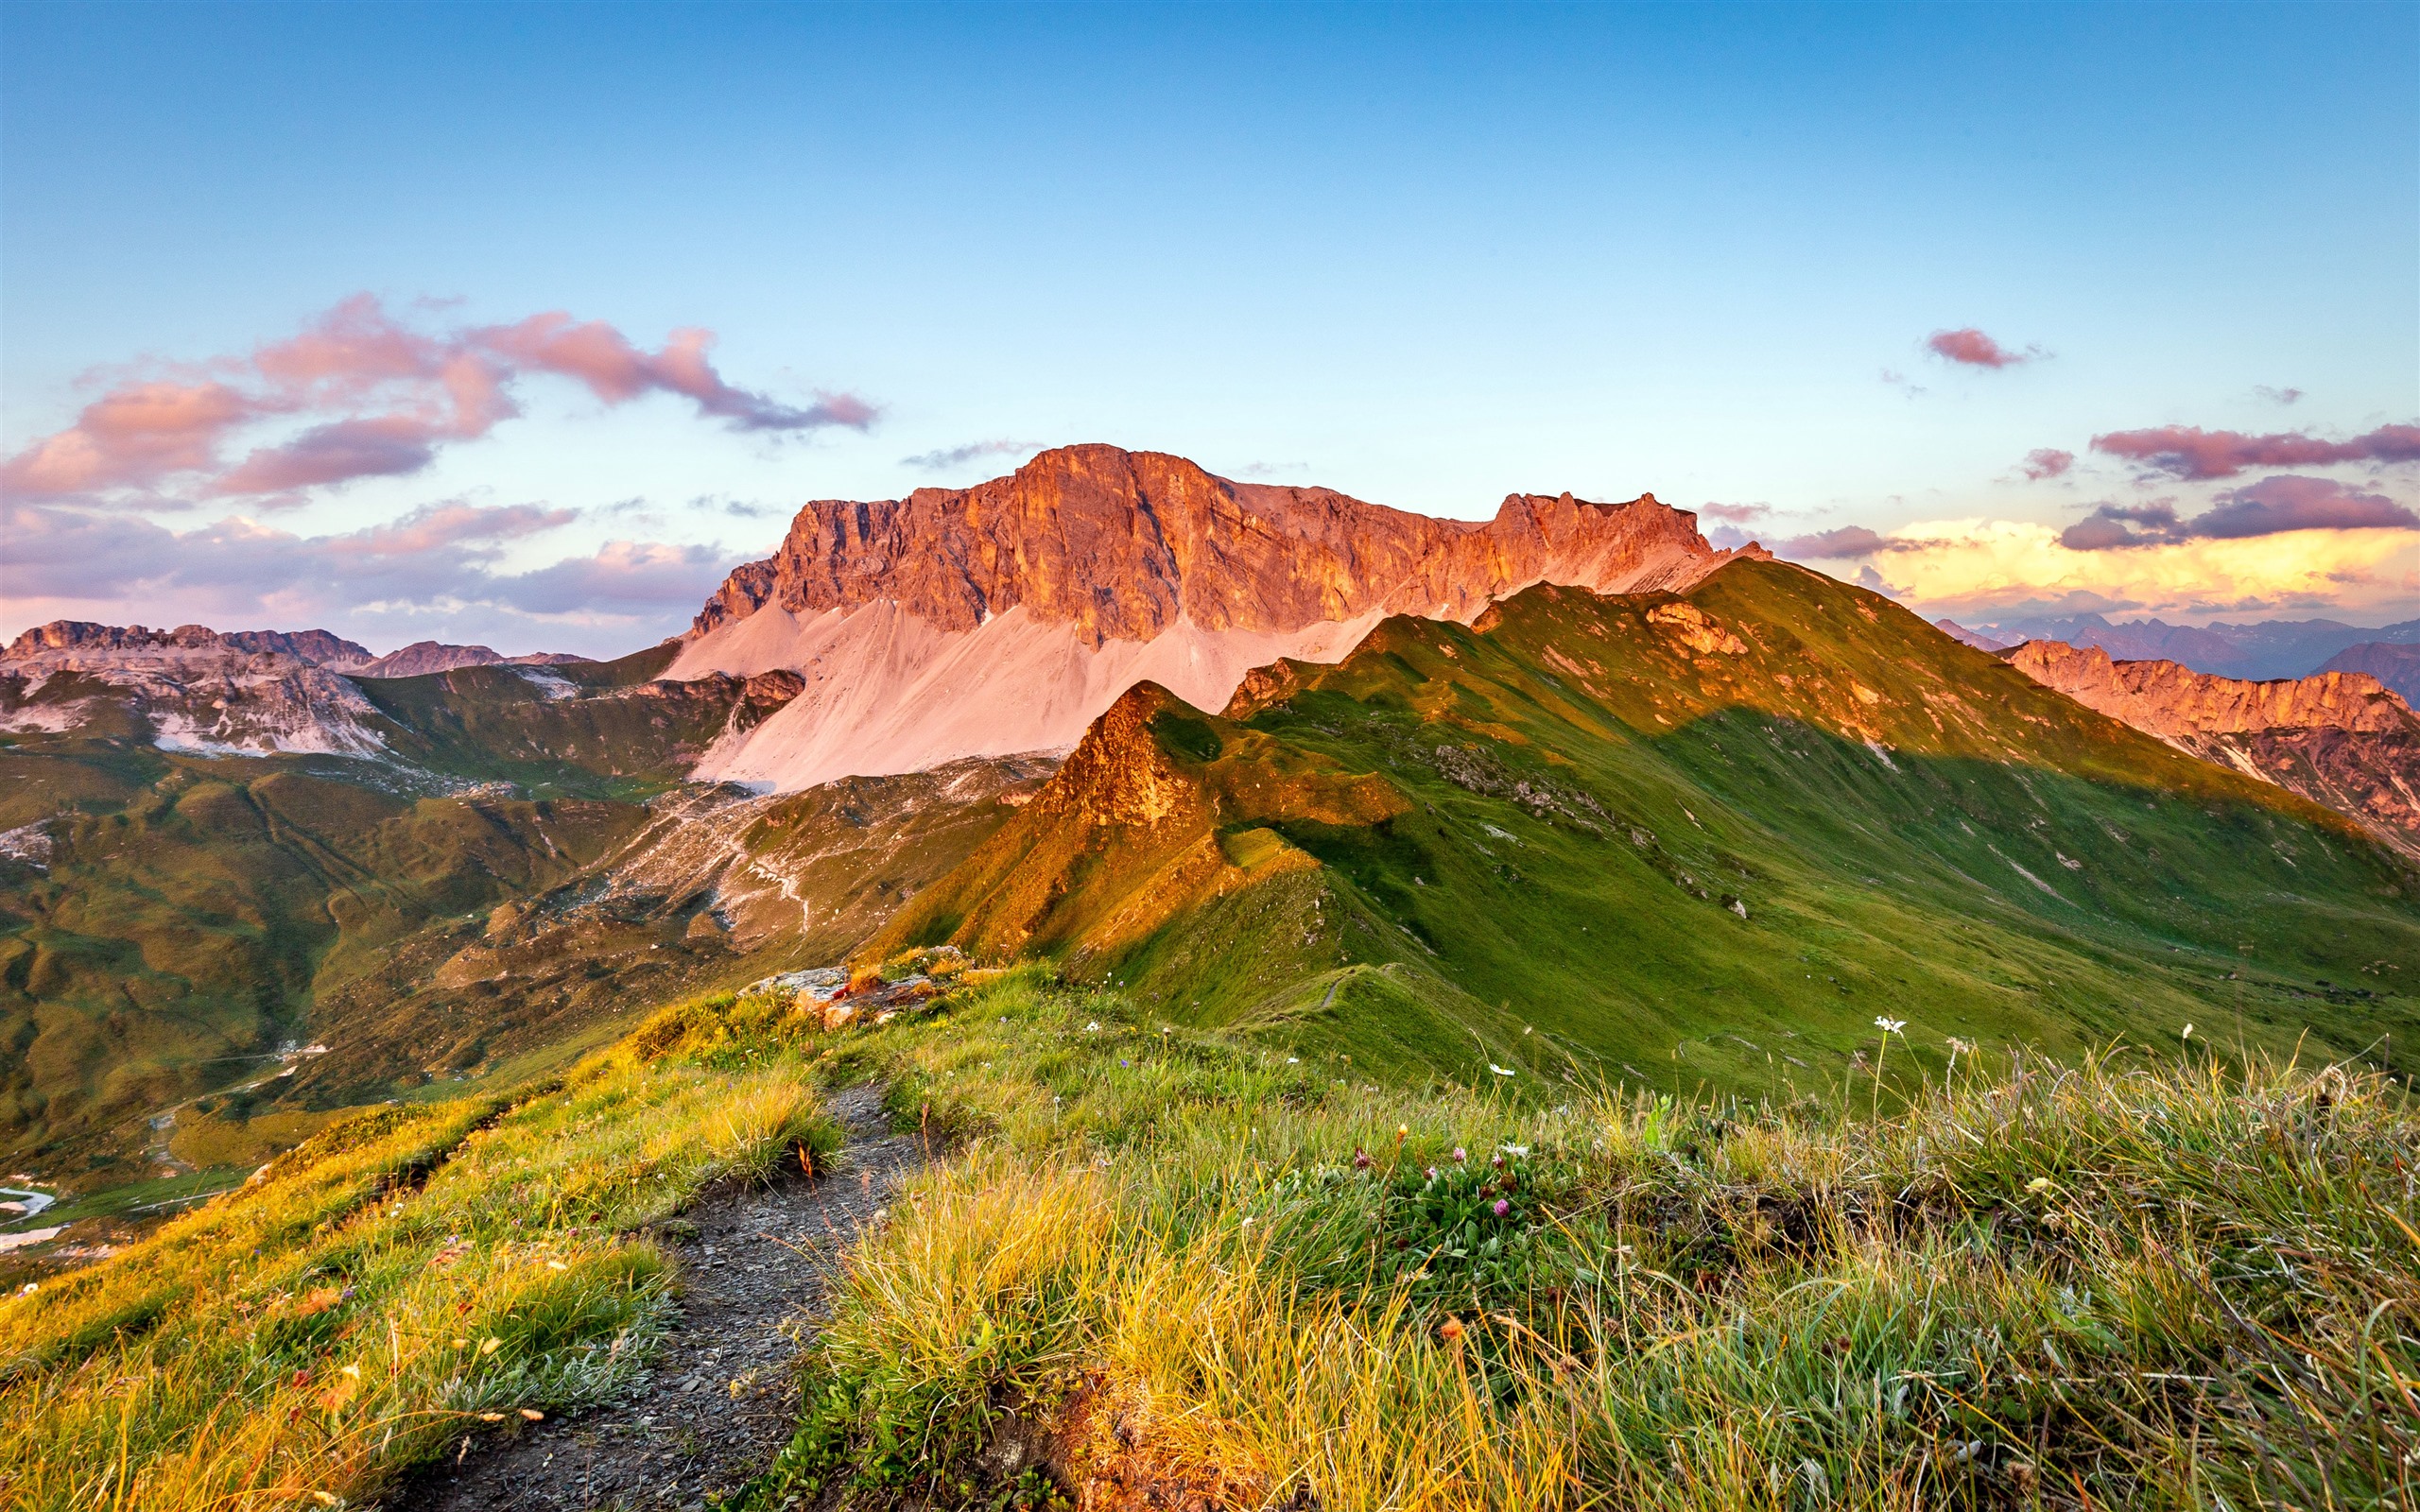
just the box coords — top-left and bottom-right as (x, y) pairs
(389, 1085), (924, 1512)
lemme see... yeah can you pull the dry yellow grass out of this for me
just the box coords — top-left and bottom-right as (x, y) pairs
(0, 998), (836, 1512)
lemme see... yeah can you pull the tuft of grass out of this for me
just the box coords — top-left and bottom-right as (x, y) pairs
(0, 992), (839, 1511)
(750, 971), (2420, 1511)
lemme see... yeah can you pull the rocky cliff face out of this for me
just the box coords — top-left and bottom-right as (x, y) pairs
(696, 444), (1736, 644)
(3, 621), (593, 680)
(2006, 639), (2420, 858)
(6, 621), (375, 668)
(2004, 640), (2416, 740)
(675, 444), (1760, 790)
(1933, 619), (2010, 652)
(1, 627), (392, 755)
(2320, 642), (2420, 705)
(0, 618), (784, 772)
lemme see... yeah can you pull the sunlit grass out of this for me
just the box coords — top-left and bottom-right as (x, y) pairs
(753, 968), (2420, 1510)
(0, 995), (837, 1512)
(12, 963), (2417, 1510)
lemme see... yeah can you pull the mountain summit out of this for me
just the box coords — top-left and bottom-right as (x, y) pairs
(671, 444), (1762, 788)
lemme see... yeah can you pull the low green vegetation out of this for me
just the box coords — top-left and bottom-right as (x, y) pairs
(9, 561), (2420, 1507)
(0, 743), (651, 1163)
(757, 969), (2420, 1511)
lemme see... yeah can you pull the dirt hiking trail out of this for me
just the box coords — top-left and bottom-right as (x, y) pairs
(390, 1084), (924, 1511)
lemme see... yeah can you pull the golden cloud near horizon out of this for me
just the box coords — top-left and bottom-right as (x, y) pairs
(1858, 518), (2420, 624)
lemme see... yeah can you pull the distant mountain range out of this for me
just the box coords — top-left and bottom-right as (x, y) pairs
(1937, 610), (2420, 681)
(3, 620), (591, 679)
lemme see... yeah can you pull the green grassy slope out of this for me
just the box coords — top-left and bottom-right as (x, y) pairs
(348, 643), (784, 799)
(869, 559), (2420, 1092)
(280, 757), (1048, 1121)
(0, 742), (647, 1163)
(0, 652), (821, 1173)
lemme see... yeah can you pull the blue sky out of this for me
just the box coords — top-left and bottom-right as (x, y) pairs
(5, 1), (2414, 655)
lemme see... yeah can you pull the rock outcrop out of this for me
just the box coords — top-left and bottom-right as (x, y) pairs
(2006, 639), (2420, 859)
(2319, 642), (2420, 705)
(351, 642), (594, 679)
(2004, 641), (2416, 741)
(673, 444), (1761, 790)
(0, 627), (391, 755)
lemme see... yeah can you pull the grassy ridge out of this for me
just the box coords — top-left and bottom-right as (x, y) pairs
(869, 561), (2420, 1093)
(0, 996), (838, 1511)
(754, 970), (2420, 1510)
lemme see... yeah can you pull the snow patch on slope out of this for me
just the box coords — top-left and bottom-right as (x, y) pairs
(0, 641), (389, 757)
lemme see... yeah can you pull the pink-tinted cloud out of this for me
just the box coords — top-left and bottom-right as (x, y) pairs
(0, 496), (722, 641)
(1696, 501), (1772, 524)
(1777, 525), (1891, 558)
(496, 539), (732, 614)
(2197, 474), (2418, 538)
(2090, 422), (2420, 481)
(2020, 448), (2073, 480)
(1, 380), (259, 494)
(2058, 475), (2417, 550)
(1926, 327), (2038, 369)
(2, 296), (877, 503)
(333, 501), (579, 559)
(478, 315), (873, 432)
(212, 416), (446, 495)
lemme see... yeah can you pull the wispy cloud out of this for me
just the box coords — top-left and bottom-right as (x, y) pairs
(2254, 386), (2305, 406)
(900, 439), (1036, 471)
(2059, 474), (2418, 550)
(1, 295), (877, 505)
(1, 496), (730, 644)
(2090, 421), (2420, 481)
(2020, 448), (2074, 481)
(1925, 327), (2043, 369)
(1697, 501), (1772, 524)
(1776, 525), (1892, 559)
